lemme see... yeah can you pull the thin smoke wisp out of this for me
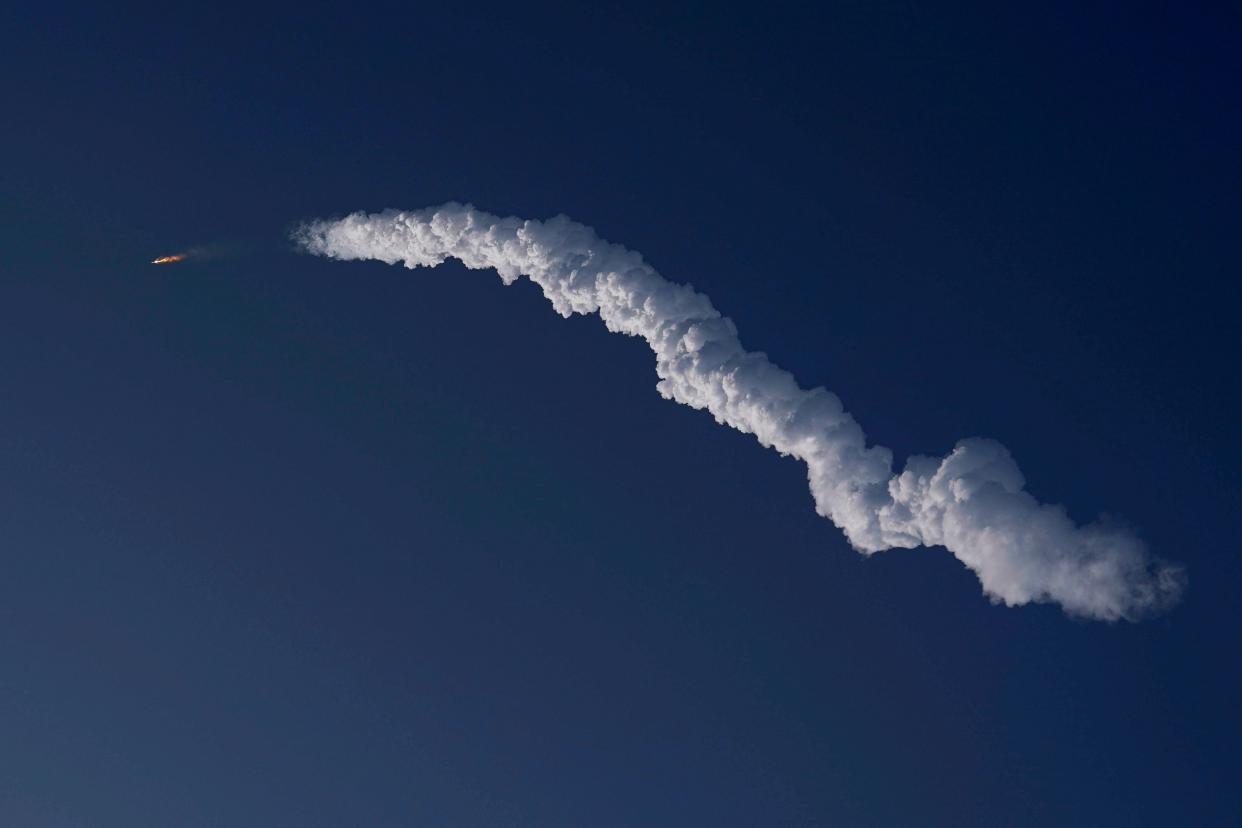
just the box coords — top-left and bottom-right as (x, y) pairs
(295, 203), (1185, 621)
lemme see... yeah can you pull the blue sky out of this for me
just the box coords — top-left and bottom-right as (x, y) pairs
(1, 2), (1239, 825)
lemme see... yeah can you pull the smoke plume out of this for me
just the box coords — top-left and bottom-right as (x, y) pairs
(295, 203), (1185, 621)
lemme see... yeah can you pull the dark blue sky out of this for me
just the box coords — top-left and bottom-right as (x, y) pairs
(2, 2), (1239, 825)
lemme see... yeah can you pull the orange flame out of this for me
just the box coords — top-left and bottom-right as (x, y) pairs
(151, 254), (186, 264)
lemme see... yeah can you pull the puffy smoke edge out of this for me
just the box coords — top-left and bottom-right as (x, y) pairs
(294, 204), (1186, 622)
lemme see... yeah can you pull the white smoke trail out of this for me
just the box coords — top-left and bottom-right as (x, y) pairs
(295, 203), (1185, 621)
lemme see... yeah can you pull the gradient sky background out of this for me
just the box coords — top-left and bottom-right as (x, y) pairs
(2, 3), (1239, 826)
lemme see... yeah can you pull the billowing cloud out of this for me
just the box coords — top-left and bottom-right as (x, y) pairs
(295, 203), (1185, 621)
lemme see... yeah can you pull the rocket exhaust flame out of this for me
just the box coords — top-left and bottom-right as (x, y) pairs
(151, 254), (186, 264)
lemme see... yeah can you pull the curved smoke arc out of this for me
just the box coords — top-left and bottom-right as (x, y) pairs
(295, 203), (1185, 622)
